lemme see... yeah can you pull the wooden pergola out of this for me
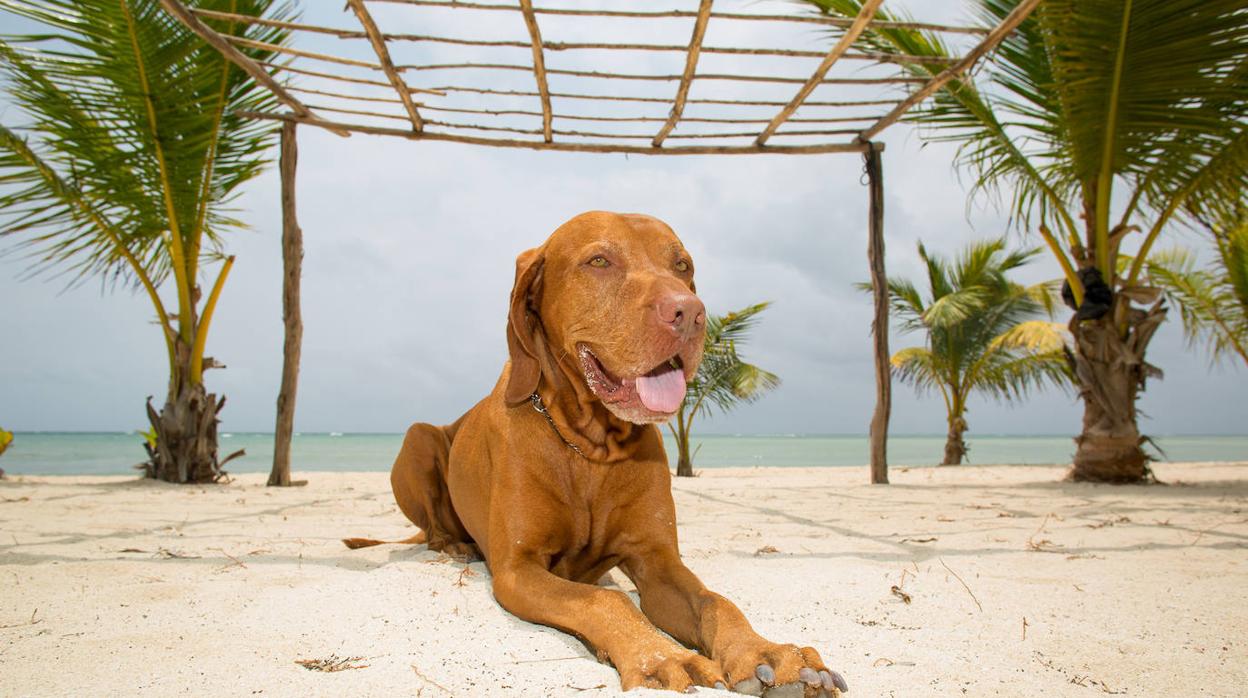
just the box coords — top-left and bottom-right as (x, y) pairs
(159, 0), (1043, 485)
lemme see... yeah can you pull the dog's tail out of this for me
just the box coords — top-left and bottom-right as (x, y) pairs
(341, 531), (427, 549)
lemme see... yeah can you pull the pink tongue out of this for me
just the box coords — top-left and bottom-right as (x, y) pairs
(635, 365), (687, 413)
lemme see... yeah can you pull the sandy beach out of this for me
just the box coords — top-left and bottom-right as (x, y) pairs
(2, 462), (1246, 697)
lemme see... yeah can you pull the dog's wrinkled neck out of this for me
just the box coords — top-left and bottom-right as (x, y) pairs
(532, 347), (648, 463)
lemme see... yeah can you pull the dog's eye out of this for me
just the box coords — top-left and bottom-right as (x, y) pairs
(588, 256), (610, 268)
(675, 260), (689, 272)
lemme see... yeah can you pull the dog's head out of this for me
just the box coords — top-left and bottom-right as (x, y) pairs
(505, 211), (705, 425)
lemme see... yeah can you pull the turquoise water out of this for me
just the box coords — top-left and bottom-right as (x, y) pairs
(1, 431), (1244, 476)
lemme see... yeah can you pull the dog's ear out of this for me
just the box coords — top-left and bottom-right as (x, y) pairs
(504, 246), (545, 406)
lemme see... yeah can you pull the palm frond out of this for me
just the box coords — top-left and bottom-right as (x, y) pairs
(1144, 234), (1248, 367)
(0, 0), (294, 289)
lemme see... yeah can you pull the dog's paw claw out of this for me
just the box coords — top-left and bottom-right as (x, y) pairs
(821, 669), (848, 693)
(799, 668), (821, 686)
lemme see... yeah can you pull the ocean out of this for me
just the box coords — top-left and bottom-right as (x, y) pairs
(1, 431), (1244, 476)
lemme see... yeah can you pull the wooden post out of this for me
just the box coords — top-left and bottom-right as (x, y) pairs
(865, 141), (890, 484)
(269, 121), (303, 486)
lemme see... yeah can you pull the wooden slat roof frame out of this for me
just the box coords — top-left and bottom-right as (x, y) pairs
(160, 0), (1043, 156)
(157, 0), (1045, 486)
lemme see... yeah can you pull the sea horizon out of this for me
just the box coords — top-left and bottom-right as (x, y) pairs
(2, 431), (1244, 477)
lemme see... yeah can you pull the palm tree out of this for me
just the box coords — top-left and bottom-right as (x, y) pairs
(0, 0), (292, 482)
(670, 303), (780, 477)
(801, 0), (1248, 481)
(1141, 210), (1248, 368)
(884, 239), (1071, 464)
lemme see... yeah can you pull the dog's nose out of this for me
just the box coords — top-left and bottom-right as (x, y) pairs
(656, 292), (705, 340)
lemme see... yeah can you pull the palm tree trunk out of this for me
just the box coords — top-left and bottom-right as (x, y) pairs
(675, 411), (694, 477)
(942, 414), (967, 465)
(143, 335), (239, 483)
(1067, 303), (1166, 482)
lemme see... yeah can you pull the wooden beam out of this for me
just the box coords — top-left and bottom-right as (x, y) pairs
(864, 142), (890, 485)
(517, 0), (553, 142)
(238, 111), (874, 156)
(755, 0), (883, 147)
(433, 85), (902, 109)
(157, 0), (348, 137)
(652, 0), (714, 147)
(270, 122), (304, 487)
(858, 0), (1044, 141)
(345, 0), (424, 132)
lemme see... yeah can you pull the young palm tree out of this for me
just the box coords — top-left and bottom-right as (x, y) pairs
(0, 0), (292, 482)
(884, 239), (1071, 464)
(802, 0), (1248, 481)
(1142, 210), (1248, 368)
(670, 303), (780, 477)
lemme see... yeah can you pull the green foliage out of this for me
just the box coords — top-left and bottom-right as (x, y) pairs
(687, 303), (781, 417)
(670, 303), (780, 474)
(880, 238), (1072, 435)
(0, 0), (293, 387)
(138, 426), (158, 451)
(798, 0), (1248, 294)
(1142, 212), (1248, 367)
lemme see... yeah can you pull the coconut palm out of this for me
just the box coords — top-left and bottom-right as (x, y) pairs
(0, 0), (292, 482)
(801, 0), (1248, 481)
(670, 303), (780, 477)
(1142, 210), (1248, 368)
(884, 238), (1071, 464)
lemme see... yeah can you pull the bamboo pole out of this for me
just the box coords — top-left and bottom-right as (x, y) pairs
(858, 0), (1044, 141)
(238, 111), (872, 156)
(865, 142), (890, 485)
(294, 104), (862, 139)
(756, 0), (883, 146)
(652, 0), (714, 147)
(398, 62), (925, 85)
(291, 87), (883, 124)
(517, 0), (553, 142)
(432, 85), (902, 109)
(158, 0), (348, 136)
(270, 122), (303, 487)
(346, 0), (424, 132)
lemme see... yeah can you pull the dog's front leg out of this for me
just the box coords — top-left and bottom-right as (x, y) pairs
(624, 549), (848, 696)
(490, 557), (725, 691)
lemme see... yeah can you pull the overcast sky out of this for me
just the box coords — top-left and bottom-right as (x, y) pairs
(2, 0), (1244, 437)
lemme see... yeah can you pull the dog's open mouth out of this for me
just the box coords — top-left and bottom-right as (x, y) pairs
(577, 344), (687, 417)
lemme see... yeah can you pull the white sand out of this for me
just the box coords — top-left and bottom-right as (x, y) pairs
(2, 462), (1246, 697)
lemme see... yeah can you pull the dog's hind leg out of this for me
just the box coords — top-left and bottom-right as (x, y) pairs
(342, 419), (478, 560)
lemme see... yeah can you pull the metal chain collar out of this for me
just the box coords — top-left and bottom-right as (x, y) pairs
(529, 392), (586, 458)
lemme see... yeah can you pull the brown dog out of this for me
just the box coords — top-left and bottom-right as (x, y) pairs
(346, 211), (846, 696)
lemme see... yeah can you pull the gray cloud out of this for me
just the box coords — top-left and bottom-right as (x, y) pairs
(1, 1), (1243, 439)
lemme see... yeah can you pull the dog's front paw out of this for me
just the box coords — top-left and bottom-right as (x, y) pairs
(617, 644), (725, 693)
(721, 642), (847, 697)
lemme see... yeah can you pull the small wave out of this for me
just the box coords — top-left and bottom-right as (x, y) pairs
(221, 433), (233, 438)
(330, 432), (344, 437)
